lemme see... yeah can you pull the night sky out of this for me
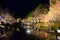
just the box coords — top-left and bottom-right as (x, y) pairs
(0, 0), (49, 18)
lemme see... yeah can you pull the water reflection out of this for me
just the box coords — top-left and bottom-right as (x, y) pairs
(44, 33), (60, 40)
(47, 33), (56, 40)
(57, 36), (60, 40)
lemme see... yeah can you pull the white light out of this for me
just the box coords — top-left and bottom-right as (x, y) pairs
(26, 29), (31, 34)
(57, 30), (60, 33)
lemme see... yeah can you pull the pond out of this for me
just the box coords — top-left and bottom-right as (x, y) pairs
(44, 33), (60, 40)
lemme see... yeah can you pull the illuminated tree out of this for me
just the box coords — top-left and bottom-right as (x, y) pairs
(0, 10), (16, 23)
(50, 0), (56, 5)
(25, 4), (49, 19)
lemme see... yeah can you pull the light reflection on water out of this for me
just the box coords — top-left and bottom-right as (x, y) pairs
(45, 33), (60, 40)
(47, 33), (56, 40)
(57, 36), (60, 40)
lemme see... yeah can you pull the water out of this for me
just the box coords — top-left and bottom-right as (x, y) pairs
(45, 33), (60, 40)
(47, 33), (56, 40)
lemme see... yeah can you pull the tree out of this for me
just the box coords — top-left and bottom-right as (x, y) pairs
(25, 4), (49, 19)
(50, 0), (56, 5)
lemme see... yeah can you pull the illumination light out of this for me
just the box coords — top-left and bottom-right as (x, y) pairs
(57, 30), (60, 33)
(26, 29), (31, 34)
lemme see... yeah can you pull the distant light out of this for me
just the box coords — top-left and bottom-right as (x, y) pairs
(57, 30), (60, 33)
(26, 29), (31, 34)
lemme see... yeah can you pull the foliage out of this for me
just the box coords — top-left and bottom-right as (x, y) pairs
(25, 12), (33, 19)
(25, 4), (49, 19)
(50, 0), (56, 5)
(39, 4), (49, 14)
(40, 25), (46, 31)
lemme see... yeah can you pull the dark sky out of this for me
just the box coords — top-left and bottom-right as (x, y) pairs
(0, 0), (49, 19)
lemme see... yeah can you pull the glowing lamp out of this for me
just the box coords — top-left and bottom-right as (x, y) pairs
(26, 29), (31, 34)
